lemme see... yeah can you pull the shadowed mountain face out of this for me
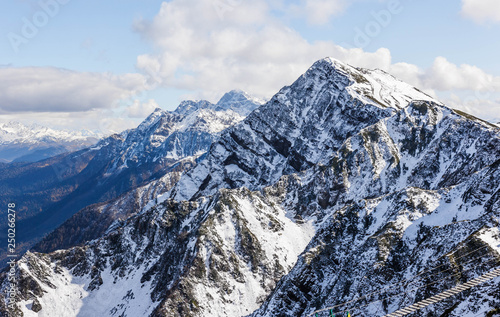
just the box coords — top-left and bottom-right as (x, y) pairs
(32, 156), (195, 255)
(1, 58), (499, 317)
(0, 91), (262, 265)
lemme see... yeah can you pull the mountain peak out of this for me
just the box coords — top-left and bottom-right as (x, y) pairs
(174, 100), (213, 116)
(216, 89), (252, 105)
(306, 57), (438, 110)
(172, 91), (263, 117)
(215, 90), (264, 116)
(0, 121), (100, 162)
(0, 120), (101, 141)
(309, 57), (358, 77)
(136, 107), (168, 132)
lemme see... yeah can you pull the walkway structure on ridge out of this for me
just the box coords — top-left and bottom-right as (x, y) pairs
(383, 267), (500, 317)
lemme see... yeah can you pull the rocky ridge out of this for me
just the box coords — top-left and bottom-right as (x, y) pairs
(0, 90), (261, 266)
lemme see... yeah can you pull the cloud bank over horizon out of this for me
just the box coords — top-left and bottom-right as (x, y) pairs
(0, 67), (145, 113)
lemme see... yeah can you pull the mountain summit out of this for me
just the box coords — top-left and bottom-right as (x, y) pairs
(174, 90), (261, 117)
(1, 58), (499, 317)
(215, 90), (264, 116)
(170, 57), (438, 201)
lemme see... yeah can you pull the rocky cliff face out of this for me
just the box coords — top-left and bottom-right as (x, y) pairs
(251, 101), (500, 316)
(170, 58), (436, 201)
(2, 58), (499, 317)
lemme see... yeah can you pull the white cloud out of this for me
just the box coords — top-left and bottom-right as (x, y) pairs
(131, 0), (500, 122)
(387, 57), (500, 95)
(0, 67), (146, 113)
(304, 0), (347, 24)
(461, 0), (500, 24)
(134, 0), (393, 101)
(126, 99), (160, 118)
(422, 57), (500, 92)
(4, 1), (499, 132)
(441, 93), (500, 123)
(287, 0), (348, 25)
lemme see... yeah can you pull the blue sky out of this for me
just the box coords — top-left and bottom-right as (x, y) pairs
(1, 0), (500, 132)
(1, 1), (160, 72)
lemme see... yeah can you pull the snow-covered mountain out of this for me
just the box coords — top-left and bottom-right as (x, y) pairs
(2, 58), (499, 317)
(0, 121), (100, 162)
(33, 157), (195, 254)
(175, 90), (262, 117)
(0, 90), (262, 266)
(0, 121), (100, 144)
(170, 59), (437, 201)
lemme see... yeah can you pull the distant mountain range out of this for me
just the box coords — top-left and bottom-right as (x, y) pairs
(0, 121), (100, 163)
(1, 60), (499, 317)
(33, 90), (263, 255)
(0, 90), (262, 266)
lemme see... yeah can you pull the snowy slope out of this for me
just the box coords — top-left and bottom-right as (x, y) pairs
(0, 121), (100, 162)
(33, 156), (196, 254)
(253, 182), (500, 316)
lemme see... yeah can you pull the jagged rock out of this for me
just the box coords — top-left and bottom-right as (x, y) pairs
(31, 298), (42, 313)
